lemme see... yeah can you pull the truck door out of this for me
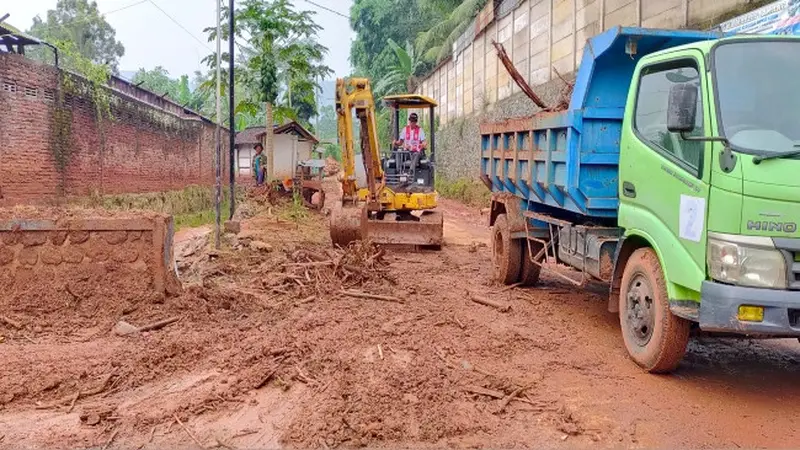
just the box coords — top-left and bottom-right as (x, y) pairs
(619, 51), (710, 299)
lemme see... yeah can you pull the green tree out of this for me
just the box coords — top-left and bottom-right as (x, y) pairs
(132, 67), (201, 109)
(349, 0), (436, 82)
(416, 0), (487, 64)
(200, 0), (331, 135)
(28, 0), (125, 73)
(374, 38), (424, 96)
(316, 104), (337, 141)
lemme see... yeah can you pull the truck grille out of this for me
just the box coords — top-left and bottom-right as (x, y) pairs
(792, 252), (800, 289)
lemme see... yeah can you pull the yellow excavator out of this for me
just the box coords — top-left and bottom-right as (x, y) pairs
(330, 77), (443, 248)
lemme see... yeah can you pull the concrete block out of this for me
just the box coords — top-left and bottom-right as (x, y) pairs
(576, 0), (600, 29)
(605, 0), (635, 15)
(642, 0), (682, 19)
(551, 35), (574, 63)
(642, 5), (685, 29)
(553, 0), (574, 24)
(552, 18), (574, 43)
(552, 54), (575, 78)
(605, 2), (638, 28)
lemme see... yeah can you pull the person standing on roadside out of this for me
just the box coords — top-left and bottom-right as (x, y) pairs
(252, 143), (267, 186)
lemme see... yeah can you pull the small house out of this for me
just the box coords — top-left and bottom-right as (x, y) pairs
(234, 122), (320, 180)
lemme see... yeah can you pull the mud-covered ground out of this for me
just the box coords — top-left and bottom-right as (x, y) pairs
(1, 182), (800, 449)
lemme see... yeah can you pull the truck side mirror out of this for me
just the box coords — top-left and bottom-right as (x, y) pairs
(667, 83), (698, 133)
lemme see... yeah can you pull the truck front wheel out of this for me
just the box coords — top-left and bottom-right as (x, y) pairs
(492, 214), (522, 285)
(619, 248), (690, 373)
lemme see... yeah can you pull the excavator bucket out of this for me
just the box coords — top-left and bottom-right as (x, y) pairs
(330, 204), (363, 248)
(363, 210), (443, 247)
(330, 204), (443, 248)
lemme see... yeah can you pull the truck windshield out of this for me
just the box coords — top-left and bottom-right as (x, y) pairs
(714, 40), (800, 156)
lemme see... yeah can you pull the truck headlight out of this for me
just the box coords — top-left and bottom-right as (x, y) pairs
(707, 233), (786, 288)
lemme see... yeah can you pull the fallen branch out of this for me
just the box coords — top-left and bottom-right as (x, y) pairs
(174, 414), (206, 449)
(499, 282), (522, 293)
(497, 383), (533, 414)
(377, 344), (384, 360)
(101, 430), (118, 450)
(284, 261), (334, 268)
(462, 385), (536, 406)
(254, 356), (289, 389)
(341, 290), (404, 304)
(138, 317), (180, 333)
(36, 374), (113, 410)
(66, 392), (79, 414)
(0, 315), (22, 330)
(470, 294), (510, 312)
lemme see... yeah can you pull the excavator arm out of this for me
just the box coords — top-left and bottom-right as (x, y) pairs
(335, 78), (383, 204)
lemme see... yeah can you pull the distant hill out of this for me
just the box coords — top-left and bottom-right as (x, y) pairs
(319, 79), (335, 107)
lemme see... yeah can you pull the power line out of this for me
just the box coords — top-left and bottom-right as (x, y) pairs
(147, 0), (213, 51)
(1, 0), (148, 40)
(299, 0), (350, 19)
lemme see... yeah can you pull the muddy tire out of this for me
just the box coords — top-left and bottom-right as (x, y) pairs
(518, 240), (545, 286)
(619, 248), (690, 373)
(492, 214), (522, 285)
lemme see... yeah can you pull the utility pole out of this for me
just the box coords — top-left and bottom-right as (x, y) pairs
(228, 0), (236, 219)
(214, 0), (222, 249)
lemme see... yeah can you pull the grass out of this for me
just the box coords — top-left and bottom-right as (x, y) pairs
(70, 185), (245, 231)
(173, 199), (232, 231)
(435, 177), (491, 208)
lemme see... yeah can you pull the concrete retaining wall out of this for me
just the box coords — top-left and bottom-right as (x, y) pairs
(0, 214), (180, 295)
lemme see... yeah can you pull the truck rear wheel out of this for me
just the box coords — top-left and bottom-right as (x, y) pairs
(492, 214), (522, 285)
(518, 240), (544, 286)
(619, 248), (690, 373)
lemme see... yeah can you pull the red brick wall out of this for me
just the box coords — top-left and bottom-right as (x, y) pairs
(0, 54), (233, 205)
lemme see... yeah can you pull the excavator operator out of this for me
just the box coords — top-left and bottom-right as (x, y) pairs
(393, 112), (427, 168)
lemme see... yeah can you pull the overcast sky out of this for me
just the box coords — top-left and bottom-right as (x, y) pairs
(2, 0), (354, 79)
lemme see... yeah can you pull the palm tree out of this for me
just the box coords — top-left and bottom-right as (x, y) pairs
(416, 0), (487, 64)
(374, 38), (424, 95)
(231, 0), (331, 176)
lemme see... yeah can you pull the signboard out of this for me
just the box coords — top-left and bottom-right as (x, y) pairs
(719, 0), (800, 35)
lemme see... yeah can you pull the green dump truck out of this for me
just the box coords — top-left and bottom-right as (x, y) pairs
(480, 27), (800, 372)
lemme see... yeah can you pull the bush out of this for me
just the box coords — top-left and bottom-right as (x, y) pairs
(435, 177), (491, 208)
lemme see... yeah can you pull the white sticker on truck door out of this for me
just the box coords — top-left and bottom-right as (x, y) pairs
(679, 195), (706, 242)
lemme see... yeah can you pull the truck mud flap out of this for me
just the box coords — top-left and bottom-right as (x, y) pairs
(364, 211), (443, 247)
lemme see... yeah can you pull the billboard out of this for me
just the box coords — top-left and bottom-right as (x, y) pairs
(719, 0), (800, 35)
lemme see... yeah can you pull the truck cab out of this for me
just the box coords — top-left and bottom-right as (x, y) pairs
(481, 27), (800, 372)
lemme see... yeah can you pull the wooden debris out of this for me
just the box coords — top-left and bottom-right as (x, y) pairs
(470, 294), (511, 312)
(377, 344), (384, 360)
(454, 316), (466, 329)
(66, 392), (79, 414)
(37, 374), (113, 410)
(496, 383), (533, 414)
(499, 282), (522, 293)
(101, 430), (118, 450)
(138, 316), (180, 332)
(174, 414), (207, 449)
(0, 315), (22, 330)
(255, 356), (289, 389)
(463, 385), (543, 408)
(341, 290), (403, 304)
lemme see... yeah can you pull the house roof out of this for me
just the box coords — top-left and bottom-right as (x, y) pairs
(234, 126), (265, 146)
(235, 121), (320, 147)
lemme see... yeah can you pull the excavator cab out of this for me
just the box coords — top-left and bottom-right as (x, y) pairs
(382, 95), (437, 194)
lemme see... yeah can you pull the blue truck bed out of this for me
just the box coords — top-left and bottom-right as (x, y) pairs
(480, 27), (723, 220)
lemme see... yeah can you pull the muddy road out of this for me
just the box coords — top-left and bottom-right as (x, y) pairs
(1, 192), (799, 449)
